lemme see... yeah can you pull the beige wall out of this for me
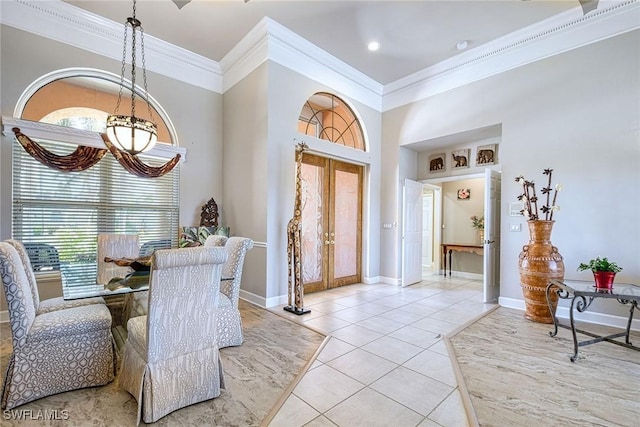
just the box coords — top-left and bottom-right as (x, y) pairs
(382, 30), (640, 318)
(1, 25), (223, 309)
(222, 61), (382, 305)
(441, 179), (484, 275)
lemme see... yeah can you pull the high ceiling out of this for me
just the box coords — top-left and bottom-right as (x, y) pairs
(64, 0), (582, 85)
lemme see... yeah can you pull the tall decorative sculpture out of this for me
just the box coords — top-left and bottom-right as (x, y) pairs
(284, 142), (311, 315)
(200, 198), (219, 227)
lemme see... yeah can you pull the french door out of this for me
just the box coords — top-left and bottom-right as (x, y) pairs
(299, 153), (362, 293)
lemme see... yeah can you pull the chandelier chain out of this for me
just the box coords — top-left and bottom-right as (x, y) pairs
(129, 0), (138, 119)
(114, 17), (129, 114)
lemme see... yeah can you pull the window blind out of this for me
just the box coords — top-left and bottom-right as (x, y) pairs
(12, 138), (179, 288)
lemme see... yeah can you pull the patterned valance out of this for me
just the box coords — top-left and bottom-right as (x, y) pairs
(13, 127), (107, 172)
(100, 134), (181, 179)
(12, 127), (180, 179)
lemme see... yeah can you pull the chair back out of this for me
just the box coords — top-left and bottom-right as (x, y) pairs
(145, 246), (227, 363)
(220, 237), (254, 305)
(5, 240), (41, 309)
(97, 234), (140, 285)
(0, 242), (37, 348)
(204, 235), (228, 247)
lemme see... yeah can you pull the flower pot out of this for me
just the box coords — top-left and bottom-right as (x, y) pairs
(478, 230), (485, 245)
(518, 220), (565, 324)
(593, 271), (615, 290)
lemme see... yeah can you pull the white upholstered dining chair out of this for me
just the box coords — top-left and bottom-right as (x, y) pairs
(5, 239), (106, 314)
(119, 246), (227, 424)
(204, 235), (254, 348)
(0, 242), (116, 410)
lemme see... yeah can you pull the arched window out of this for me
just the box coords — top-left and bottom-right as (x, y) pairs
(11, 69), (179, 290)
(298, 92), (365, 151)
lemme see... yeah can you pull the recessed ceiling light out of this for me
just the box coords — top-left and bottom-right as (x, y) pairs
(456, 40), (469, 51)
(368, 41), (380, 52)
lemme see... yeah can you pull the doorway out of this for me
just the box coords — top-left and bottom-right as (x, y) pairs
(407, 171), (501, 302)
(300, 153), (363, 293)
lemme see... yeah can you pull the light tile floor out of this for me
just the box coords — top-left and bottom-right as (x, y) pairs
(269, 275), (496, 427)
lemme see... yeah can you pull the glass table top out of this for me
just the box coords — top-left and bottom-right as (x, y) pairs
(549, 279), (640, 299)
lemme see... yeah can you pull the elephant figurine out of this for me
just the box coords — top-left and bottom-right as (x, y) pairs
(430, 157), (444, 171)
(452, 153), (467, 167)
(477, 149), (494, 164)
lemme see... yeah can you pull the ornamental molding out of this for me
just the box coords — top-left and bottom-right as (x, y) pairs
(1, 0), (638, 112)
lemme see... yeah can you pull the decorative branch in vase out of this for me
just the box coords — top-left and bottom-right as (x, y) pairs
(515, 168), (565, 324)
(514, 168), (562, 221)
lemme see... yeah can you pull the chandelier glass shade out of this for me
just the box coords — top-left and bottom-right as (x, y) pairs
(106, 0), (158, 155)
(106, 115), (157, 154)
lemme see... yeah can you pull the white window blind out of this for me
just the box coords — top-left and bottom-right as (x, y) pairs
(12, 138), (179, 288)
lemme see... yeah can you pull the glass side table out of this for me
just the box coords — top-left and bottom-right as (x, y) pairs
(546, 279), (640, 362)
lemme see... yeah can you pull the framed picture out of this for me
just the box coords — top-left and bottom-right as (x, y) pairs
(429, 153), (446, 173)
(452, 148), (470, 169)
(457, 188), (471, 200)
(476, 143), (497, 166)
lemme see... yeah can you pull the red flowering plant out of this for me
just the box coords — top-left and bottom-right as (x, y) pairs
(514, 168), (562, 220)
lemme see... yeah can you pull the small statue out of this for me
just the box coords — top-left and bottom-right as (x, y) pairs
(200, 198), (219, 227)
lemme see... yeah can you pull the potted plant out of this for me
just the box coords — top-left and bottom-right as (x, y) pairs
(577, 257), (623, 290)
(470, 215), (484, 244)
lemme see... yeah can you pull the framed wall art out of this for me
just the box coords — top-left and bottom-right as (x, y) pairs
(451, 148), (470, 169)
(457, 188), (471, 200)
(429, 153), (446, 173)
(476, 143), (497, 166)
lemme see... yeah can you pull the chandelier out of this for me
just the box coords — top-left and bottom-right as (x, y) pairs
(106, 0), (158, 155)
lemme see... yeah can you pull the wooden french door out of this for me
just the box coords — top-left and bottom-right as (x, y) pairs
(299, 153), (362, 293)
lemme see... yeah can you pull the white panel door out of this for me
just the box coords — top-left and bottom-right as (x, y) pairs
(483, 169), (501, 302)
(402, 179), (423, 287)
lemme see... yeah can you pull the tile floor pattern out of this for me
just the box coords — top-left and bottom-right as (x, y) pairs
(269, 276), (495, 427)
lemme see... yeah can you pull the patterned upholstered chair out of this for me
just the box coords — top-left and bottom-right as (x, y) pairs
(119, 247), (227, 424)
(0, 242), (116, 410)
(97, 234), (140, 285)
(5, 239), (105, 314)
(204, 236), (254, 348)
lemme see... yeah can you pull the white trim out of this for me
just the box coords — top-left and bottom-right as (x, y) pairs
(239, 289), (289, 309)
(378, 276), (400, 286)
(221, 17), (383, 111)
(499, 297), (640, 331)
(362, 276), (381, 285)
(251, 241), (267, 248)
(442, 271), (484, 281)
(1, 116), (187, 161)
(0, 0), (222, 94)
(382, 0), (640, 111)
(11, 67), (181, 148)
(1, 0), (636, 113)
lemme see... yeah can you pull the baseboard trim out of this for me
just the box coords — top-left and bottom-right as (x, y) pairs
(499, 297), (640, 331)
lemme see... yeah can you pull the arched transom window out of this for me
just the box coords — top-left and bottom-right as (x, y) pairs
(298, 92), (365, 151)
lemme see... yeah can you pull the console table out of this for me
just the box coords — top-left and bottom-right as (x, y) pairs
(546, 279), (639, 362)
(441, 243), (483, 276)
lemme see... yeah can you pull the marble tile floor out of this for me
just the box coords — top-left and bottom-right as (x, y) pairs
(268, 275), (494, 427)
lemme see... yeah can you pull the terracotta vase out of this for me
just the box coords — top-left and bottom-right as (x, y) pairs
(593, 271), (615, 290)
(518, 220), (564, 323)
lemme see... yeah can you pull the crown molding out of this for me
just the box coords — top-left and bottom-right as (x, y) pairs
(382, 0), (640, 112)
(0, 0), (222, 94)
(2, 0), (637, 113)
(221, 17), (383, 111)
